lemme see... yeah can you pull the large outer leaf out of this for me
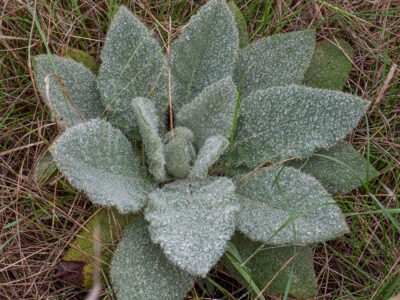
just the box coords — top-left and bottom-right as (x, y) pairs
(298, 40), (378, 194)
(132, 97), (167, 182)
(234, 166), (348, 244)
(233, 30), (315, 97)
(33, 55), (104, 129)
(232, 85), (369, 168)
(289, 141), (378, 194)
(227, 1), (249, 48)
(189, 135), (229, 179)
(145, 177), (239, 276)
(302, 39), (353, 91)
(51, 119), (153, 213)
(97, 6), (168, 136)
(171, 0), (239, 110)
(111, 216), (194, 300)
(221, 232), (317, 299)
(177, 77), (238, 149)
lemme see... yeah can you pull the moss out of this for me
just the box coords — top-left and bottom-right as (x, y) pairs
(60, 208), (135, 287)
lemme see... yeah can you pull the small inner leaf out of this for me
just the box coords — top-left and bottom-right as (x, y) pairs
(164, 136), (193, 179)
(189, 135), (229, 179)
(145, 177), (239, 276)
(132, 97), (167, 183)
(177, 77), (238, 149)
(51, 119), (154, 214)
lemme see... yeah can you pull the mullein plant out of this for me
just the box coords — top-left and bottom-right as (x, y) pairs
(33, 0), (378, 298)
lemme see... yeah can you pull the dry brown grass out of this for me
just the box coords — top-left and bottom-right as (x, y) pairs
(1, 0), (399, 299)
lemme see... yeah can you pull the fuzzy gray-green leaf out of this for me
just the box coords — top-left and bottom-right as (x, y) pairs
(302, 40), (353, 91)
(232, 85), (369, 168)
(163, 127), (195, 144)
(33, 55), (104, 129)
(221, 232), (317, 298)
(234, 30), (315, 97)
(171, 0), (239, 110)
(164, 136), (192, 179)
(227, 1), (249, 48)
(132, 97), (167, 182)
(51, 119), (153, 214)
(97, 6), (168, 136)
(189, 135), (229, 179)
(145, 177), (239, 276)
(234, 166), (348, 244)
(289, 141), (379, 194)
(177, 77), (238, 149)
(111, 216), (194, 300)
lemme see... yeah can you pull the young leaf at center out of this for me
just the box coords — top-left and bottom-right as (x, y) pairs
(177, 77), (238, 149)
(132, 97), (167, 183)
(189, 135), (229, 179)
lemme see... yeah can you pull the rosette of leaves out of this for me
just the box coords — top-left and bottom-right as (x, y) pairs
(33, 1), (378, 299)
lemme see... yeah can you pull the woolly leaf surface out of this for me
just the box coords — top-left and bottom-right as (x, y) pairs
(163, 127), (195, 144)
(234, 166), (348, 244)
(33, 55), (103, 129)
(302, 40), (353, 90)
(221, 232), (317, 298)
(234, 30), (315, 97)
(177, 77), (238, 149)
(189, 135), (229, 179)
(97, 6), (168, 136)
(227, 1), (249, 48)
(51, 119), (153, 213)
(289, 141), (378, 194)
(111, 216), (194, 300)
(164, 136), (193, 179)
(232, 85), (369, 168)
(132, 97), (167, 182)
(171, 0), (239, 110)
(145, 177), (239, 276)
